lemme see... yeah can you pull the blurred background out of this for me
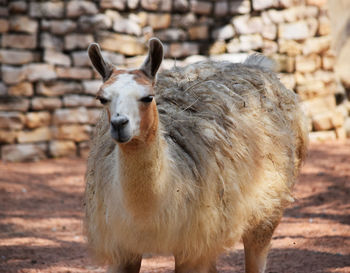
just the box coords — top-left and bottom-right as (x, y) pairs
(0, 0), (350, 162)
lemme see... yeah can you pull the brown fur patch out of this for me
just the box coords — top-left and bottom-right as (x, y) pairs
(120, 100), (159, 152)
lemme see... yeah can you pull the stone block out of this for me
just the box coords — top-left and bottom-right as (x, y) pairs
(0, 7), (8, 17)
(209, 41), (226, 55)
(71, 51), (90, 67)
(278, 21), (311, 40)
(83, 80), (103, 95)
(168, 43), (199, 58)
(25, 112), (51, 129)
(64, 34), (94, 50)
(26, 64), (57, 81)
(233, 15), (263, 35)
(67, 1), (98, 17)
(63, 95), (100, 108)
(56, 67), (93, 80)
(78, 141), (91, 158)
(279, 73), (296, 90)
(37, 81), (83, 97)
(0, 18), (9, 33)
(252, 0), (277, 10)
(140, 0), (163, 11)
(9, 16), (38, 33)
(0, 97), (29, 112)
(318, 16), (330, 36)
(295, 54), (321, 73)
(264, 9), (283, 24)
(31, 97), (62, 110)
(1, 143), (47, 162)
(262, 23), (277, 40)
(52, 125), (92, 142)
(113, 17), (142, 36)
(322, 54), (335, 71)
(344, 117), (350, 138)
(9, 1), (27, 13)
(172, 13), (196, 29)
(332, 111), (345, 128)
(0, 130), (17, 144)
(190, 0), (212, 15)
(29, 1), (64, 18)
(226, 38), (240, 53)
(125, 55), (146, 68)
(214, 0), (228, 16)
(49, 20), (77, 35)
(101, 0), (127, 10)
(8, 82), (34, 97)
(188, 25), (209, 40)
(0, 83), (7, 96)
(278, 39), (302, 56)
(0, 112), (25, 130)
(155, 29), (188, 42)
(239, 34), (263, 51)
(40, 33), (64, 51)
(128, 0), (139, 9)
(306, 0), (327, 7)
(0, 50), (36, 65)
(262, 40), (278, 55)
(174, 0), (189, 12)
(17, 127), (51, 143)
(2, 34), (37, 49)
(270, 54), (294, 73)
(212, 25), (235, 41)
(97, 32), (146, 55)
(300, 95), (336, 117)
(302, 36), (331, 55)
(147, 13), (171, 30)
(78, 14), (112, 32)
(309, 131), (336, 142)
(53, 107), (90, 124)
(312, 111), (342, 131)
(296, 81), (327, 100)
(1, 66), (26, 84)
(335, 127), (346, 140)
(49, 141), (77, 158)
(230, 0), (250, 14)
(44, 50), (71, 67)
(102, 51), (125, 66)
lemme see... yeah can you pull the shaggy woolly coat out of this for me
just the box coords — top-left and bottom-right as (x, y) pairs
(84, 59), (308, 265)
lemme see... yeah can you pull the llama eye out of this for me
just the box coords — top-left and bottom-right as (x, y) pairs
(140, 95), (154, 103)
(98, 97), (108, 105)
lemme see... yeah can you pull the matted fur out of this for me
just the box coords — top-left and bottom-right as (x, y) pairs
(84, 59), (308, 266)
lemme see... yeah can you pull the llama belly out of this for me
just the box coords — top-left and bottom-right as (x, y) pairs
(111, 214), (182, 255)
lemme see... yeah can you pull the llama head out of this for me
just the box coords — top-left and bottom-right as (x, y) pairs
(88, 38), (164, 144)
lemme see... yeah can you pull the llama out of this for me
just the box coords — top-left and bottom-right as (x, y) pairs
(84, 38), (308, 273)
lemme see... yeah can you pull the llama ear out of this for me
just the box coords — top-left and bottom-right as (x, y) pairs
(140, 38), (164, 80)
(88, 43), (113, 82)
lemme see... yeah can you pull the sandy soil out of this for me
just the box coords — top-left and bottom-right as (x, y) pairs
(0, 141), (349, 273)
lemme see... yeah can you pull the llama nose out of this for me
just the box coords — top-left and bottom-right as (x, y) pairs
(111, 116), (129, 130)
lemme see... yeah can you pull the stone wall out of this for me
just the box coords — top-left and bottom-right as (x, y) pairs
(0, 0), (349, 161)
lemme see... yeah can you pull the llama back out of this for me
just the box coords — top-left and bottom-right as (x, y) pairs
(156, 60), (308, 186)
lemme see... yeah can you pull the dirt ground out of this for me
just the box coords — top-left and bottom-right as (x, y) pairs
(0, 141), (349, 273)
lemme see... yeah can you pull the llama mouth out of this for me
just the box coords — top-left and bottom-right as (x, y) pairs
(110, 128), (131, 143)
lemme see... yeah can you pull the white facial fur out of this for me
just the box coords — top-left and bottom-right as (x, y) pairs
(103, 73), (150, 138)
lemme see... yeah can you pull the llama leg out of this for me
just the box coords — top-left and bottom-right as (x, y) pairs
(243, 218), (281, 273)
(175, 257), (217, 273)
(107, 255), (142, 273)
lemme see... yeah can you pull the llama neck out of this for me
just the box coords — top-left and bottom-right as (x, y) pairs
(117, 133), (167, 218)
